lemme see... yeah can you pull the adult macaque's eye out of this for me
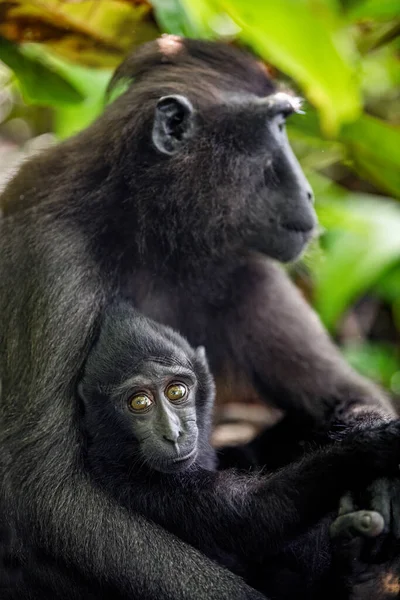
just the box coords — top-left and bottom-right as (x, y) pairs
(281, 105), (295, 119)
(277, 106), (294, 131)
(129, 394), (153, 412)
(165, 383), (187, 403)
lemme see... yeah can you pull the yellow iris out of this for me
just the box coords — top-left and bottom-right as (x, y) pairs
(129, 394), (153, 411)
(165, 383), (187, 402)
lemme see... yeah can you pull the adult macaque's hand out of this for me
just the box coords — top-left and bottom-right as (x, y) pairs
(330, 490), (400, 600)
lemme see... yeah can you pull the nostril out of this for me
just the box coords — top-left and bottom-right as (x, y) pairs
(163, 432), (182, 444)
(307, 190), (314, 203)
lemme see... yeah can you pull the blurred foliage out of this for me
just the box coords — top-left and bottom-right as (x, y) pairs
(0, 0), (157, 67)
(0, 0), (400, 395)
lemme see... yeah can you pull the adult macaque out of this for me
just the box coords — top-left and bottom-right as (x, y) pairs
(0, 36), (397, 598)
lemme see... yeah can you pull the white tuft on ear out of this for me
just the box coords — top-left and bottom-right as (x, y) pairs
(272, 92), (305, 114)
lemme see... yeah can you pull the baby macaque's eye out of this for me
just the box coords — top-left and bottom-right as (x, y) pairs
(129, 393), (153, 412)
(165, 383), (187, 403)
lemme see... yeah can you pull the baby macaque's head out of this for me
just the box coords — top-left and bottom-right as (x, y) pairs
(79, 303), (215, 473)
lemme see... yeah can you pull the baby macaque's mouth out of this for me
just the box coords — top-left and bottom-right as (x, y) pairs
(172, 448), (197, 463)
(151, 447), (198, 473)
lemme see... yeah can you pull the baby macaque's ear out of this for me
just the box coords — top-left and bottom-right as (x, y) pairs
(194, 345), (213, 381)
(194, 345), (215, 404)
(195, 346), (207, 364)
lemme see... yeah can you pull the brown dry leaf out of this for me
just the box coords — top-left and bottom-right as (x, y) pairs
(0, 0), (159, 67)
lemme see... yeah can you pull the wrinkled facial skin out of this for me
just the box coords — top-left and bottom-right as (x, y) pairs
(247, 115), (316, 262)
(151, 91), (317, 263)
(122, 361), (199, 473)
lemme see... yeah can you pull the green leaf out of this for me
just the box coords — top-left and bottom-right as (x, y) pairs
(375, 266), (400, 303)
(340, 115), (400, 199)
(1, 42), (112, 138)
(153, 0), (240, 39)
(288, 111), (345, 170)
(39, 48), (112, 138)
(342, 343), (400, 390)
(152, 0), (197, 36)
(290, 109), (400, 198)
(152, 0), (212, 37)
(346, 0), (400, 21)
(53, 93), (105, 139)
(312, 182), (400, 330)
(0, 37), (84, 106)
(217, 0), (361, 134)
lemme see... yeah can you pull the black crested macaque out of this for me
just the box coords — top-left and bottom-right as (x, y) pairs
(0, 36), (399, 599)
(76, 302), (400, 597)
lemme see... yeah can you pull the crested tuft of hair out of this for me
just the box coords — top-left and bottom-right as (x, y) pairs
(107, 36), (275, 101)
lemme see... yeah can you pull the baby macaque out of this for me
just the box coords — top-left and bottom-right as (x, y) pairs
(78, 301), (400, 595)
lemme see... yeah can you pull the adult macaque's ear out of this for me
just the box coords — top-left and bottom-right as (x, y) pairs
(152, 95), (195, 155)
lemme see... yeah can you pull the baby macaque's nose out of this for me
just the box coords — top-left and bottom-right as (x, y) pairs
(163, 430), (182, 444)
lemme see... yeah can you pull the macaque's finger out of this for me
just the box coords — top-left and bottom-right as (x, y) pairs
(330, 511), (384, 540)
(368, 478), (391, 533)
(338, 492), (357, 516)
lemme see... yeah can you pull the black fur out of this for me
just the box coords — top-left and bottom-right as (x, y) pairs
(220, 421), (400, 599)
(0, 36), (397, 598)
(78, 303), (400, 600)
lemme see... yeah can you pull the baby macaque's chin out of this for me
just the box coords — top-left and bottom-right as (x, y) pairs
(148, 447), (198, 474)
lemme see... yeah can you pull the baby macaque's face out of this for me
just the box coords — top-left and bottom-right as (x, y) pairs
(120, 359), (199, 473)
(79, 308), (214, 475)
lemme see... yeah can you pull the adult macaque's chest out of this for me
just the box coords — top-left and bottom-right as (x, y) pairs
(122, 266), (219, 345)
